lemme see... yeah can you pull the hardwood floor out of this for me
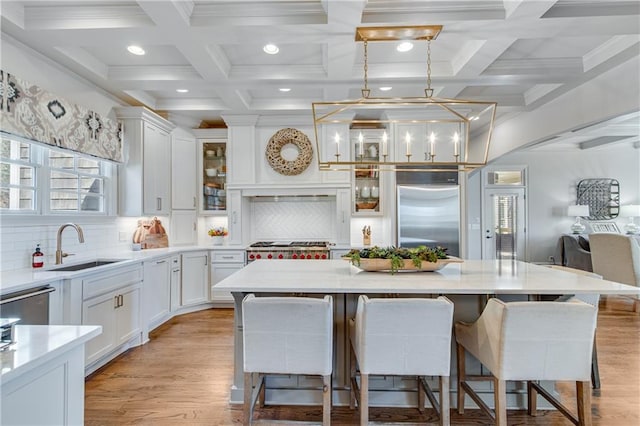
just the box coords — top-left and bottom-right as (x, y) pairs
(85, 295), (640, 425)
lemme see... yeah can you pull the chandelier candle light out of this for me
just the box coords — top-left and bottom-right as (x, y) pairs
(312, 25), (497, 172)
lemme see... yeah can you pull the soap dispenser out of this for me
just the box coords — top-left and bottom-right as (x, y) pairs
(32, 244), (44, 268)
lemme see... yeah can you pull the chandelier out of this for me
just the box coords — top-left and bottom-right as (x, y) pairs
(312, 26), (497, 172)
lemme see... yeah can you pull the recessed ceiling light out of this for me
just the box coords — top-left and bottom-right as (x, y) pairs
(279, 88), (291, 92)
(176, 89), (189, 93)
(263, 44), (279, 55)
(379, 86), (392, 91)
(127, 45), (145, 55)
(396, 42), (413, 53)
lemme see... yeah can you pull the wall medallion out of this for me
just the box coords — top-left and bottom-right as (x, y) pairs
(265, 128), (313, 176)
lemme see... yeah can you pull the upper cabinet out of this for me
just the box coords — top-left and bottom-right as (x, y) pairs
(116, 107), (176, 216)
(194, 129), (228, 215)
(351, 129), (384, 216)
(171, 133), (197, 210)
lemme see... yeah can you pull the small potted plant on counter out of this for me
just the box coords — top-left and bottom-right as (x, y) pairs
(208, 227), (228, 245)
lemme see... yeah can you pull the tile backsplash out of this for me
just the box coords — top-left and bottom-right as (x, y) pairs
(0, 217), (141, 271)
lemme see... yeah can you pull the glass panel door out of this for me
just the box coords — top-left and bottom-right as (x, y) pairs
(483, 188), (526, 261)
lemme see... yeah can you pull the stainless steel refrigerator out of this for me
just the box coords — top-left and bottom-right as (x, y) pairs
(396, 171), (460, 256)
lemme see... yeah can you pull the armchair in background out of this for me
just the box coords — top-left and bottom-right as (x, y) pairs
(554, 235), (593, 272)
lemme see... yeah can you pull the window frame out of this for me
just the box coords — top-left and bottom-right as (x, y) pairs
(0, 134), (116, 217)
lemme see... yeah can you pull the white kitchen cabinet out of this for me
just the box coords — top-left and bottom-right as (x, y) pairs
(143, 256), (171, 332)
(171, 133), (197, 210)
(116, 107), (176, 216)
(79, 263), (143, 370)
(170, 255), (181, 312)
(83, 284), (141, 366)
(351, 129), (384, 216)
(210, 250), (245, 304)
(170, 210), (197, 245)
(181, 251), (209, 307)
(227, 189), (244, 245)
(336, 188), (351, 245)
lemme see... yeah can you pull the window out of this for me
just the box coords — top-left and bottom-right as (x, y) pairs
(0, 138), (37, 212)
(0, 136), (113, 215)
(48, 149), (105, 212)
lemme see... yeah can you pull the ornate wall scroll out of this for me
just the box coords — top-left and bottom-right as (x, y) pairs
(0, 70), (122, 162)
(576, 178), (620, 220)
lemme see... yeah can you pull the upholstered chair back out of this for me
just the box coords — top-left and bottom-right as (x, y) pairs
(590, 233), (640, 287)
(353, 295), (454, 376)
(242, 294), (333, 376)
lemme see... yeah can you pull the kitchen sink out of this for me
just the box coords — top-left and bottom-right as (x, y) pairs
(48, 259), (126, 272)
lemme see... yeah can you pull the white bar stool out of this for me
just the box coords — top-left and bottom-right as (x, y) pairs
(455, 298), (597, 426)
(349, 295), (454, 426)
(242, 294), (333, 425)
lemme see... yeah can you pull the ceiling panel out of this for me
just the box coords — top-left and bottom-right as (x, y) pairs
(220, 43), (323, 66)
(84, 44), (190, 67)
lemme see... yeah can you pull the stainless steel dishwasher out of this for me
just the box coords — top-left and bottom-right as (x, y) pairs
(0, 286), (55, 325)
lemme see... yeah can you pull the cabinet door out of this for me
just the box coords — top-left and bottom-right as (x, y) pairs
(83, 292), (117, 364)
(211, 263), (243, 303)
(170, 256), (181, 312)
(143, 123), (171, 215)
(181, 251), (209, 306)
(170, 210), (197, 245)
(351, 129), (384, 216)
(227, 190), (243, 245)
(144, 258), (171, 330)
(336, 188), (351, 245)
(172, 135), (197, 209)
(116, 285), (142, 345)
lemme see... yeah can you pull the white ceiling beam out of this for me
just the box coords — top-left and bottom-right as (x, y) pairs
(324, 0), (365, 80)
(108, 66), (201, 81)
(123, 90), (157, 110)
(54, 46), (109, 80)
(191, 1), (327, 26)
(23, 4), (153, 30)
(579, 135), (638, 150)
(503, 0), (557, 19)
(361, 1), (506, 23)
(484, 58), (584, 76)
(1, 1), (25, 28)
(156, 98), (227, 111)
(583, 35), (640, 72)
(542, 0), (640, 18)
(523, 84), (563, 106)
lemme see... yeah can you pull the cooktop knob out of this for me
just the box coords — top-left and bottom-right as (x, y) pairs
(249, 254), (255, 260)
(292, 254), (298, 259)
(267, 254), (273, 259)
(278, 254), (284, 259)
(315, 254), (320, 259)
(321, 254), (327, 259)
(256, 254), (261, 259)
(306, 254), (312, 259)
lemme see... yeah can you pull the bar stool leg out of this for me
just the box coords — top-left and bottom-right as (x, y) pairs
(591, 336), (601, 389)
(494, 378), (507, 426)
(360, 373), (369, 426)
(527, 380), (538, 416)
(577, 381), (592, 426)
(244, 372), (253, 425)
(418, 376), (425, 413)
(350, 344), (357, 410)
(322, 374), (331, 426)
(440, 376), (450, 426)
(456, 342), (466, 414)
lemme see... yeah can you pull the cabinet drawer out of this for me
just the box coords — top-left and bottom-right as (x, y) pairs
(82, 265), (143, 300)
(211, 251), (245, 263)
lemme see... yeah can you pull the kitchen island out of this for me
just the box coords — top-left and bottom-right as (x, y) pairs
(217, 259), (640, 408)
(1, 324), (101, 425)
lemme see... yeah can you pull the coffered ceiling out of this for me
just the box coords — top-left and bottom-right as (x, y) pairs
(1, 0), (639, 149)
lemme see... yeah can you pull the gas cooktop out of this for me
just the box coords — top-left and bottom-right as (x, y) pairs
(249, 241), (329, 248)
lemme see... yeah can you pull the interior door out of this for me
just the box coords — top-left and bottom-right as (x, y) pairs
(482, 188), (526, 261)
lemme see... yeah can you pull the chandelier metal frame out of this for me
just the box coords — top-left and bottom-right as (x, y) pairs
(312, 25), (497, 172)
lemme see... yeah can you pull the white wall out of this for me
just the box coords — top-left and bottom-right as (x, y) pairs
(490, 145), (640, 262)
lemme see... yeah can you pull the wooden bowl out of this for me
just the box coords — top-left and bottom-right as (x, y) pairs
(356, 201), (378, 211)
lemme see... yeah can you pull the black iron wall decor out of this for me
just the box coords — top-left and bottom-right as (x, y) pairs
(576, 178), (620, 220)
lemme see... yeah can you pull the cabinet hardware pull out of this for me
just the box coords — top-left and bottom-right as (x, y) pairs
(156, 260), (167, 264)
(342, 211), (345, 223)
(119, 294), (124, 307)
(193, 222), (196, 231)
(221, 256), (233, 259)
(232, 211), (237, 224)
(114, 295), (119, 309)
(157, 197), (162, 210)
(205, 256), (208, 266)
(193, 196), (196, 208)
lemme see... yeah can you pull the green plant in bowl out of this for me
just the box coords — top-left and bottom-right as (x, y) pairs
(343, 245), (449, 274)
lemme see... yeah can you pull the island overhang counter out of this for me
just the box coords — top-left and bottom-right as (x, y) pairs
(216, 259), (640, 408)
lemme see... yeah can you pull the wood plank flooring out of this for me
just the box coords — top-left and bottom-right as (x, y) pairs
(85, 295), (640, 425)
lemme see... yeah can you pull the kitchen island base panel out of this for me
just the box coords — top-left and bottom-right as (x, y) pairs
(228, 292), (557, 410)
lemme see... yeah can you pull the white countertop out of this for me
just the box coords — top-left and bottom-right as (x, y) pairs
(1, 244), (246, 295)
(0, 325), (102, 383)
(216, 259), (640, 295)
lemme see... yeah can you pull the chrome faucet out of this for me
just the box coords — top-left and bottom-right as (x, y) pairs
(55, 223), (85, 264)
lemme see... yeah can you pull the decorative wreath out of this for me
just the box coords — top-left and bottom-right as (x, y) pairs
(265, 128), (313, 176)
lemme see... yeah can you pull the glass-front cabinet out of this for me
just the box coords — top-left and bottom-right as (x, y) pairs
(351, 129), (384, 215)
(201, 142), (227, 213)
